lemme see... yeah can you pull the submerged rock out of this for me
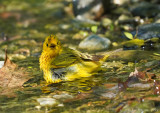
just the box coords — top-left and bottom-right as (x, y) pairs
(37, 97), (57, 106)
(129, 83), (152, 89)
(130, 23), (160, 40)
(78, 34), (111, 51)
(52, 93), (73, 100)
(130, 2), (160, 18)
(101, 92), (117, 99)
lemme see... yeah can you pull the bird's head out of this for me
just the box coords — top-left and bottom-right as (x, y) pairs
(43, 35), (61, 55)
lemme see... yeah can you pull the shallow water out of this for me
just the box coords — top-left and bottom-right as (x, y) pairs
(0, 0), (160, 113)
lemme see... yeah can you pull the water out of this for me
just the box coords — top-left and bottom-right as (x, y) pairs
(0, 0), (160, 112)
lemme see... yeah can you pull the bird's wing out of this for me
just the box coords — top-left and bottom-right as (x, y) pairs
(51, 47), (80, 68)
(74, 50), (105, 61)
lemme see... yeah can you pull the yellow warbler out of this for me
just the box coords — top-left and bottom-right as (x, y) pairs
(39, 35), (109, 83)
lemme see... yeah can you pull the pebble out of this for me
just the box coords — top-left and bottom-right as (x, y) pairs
(53, 93), (73, 100)
(101, 92), (117, 99)
(37, 97), (57, 106)
(78, 34), (111, 51)
(0, 61), (4, 69)
(129, 83), (152, 89)
(101, 18), (112, 27)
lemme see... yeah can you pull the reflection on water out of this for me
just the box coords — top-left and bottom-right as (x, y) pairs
(0, 0), (160, 112)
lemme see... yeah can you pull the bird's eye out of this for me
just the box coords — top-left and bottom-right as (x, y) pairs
(46, 43), (48, 47)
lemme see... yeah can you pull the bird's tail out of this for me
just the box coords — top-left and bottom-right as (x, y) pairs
(99, 54), (110, 63)
(99, 48), (123, 63)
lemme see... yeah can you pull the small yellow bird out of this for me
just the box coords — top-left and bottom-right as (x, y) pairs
(39, 35), (109, 83)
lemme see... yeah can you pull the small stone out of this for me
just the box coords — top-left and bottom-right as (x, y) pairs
(0, 61), (4, 69)
(101, 92), (117, 99)
(37, 97), (57, 106)
(101, 18), (112, 27)
(35, 105), (41, 110)
(53, 93), (73, 100)
(129, 83), (152, 89)
(58, 103), (64, 107)
(72, 31), (88, 40)
(59, 24), (70, 30)
(118, 14), (131, 21)
(10, 54), (26, 60)
(78, 34), (111, 51)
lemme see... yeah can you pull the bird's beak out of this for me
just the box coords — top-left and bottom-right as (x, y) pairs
(50, 44), (56, 48)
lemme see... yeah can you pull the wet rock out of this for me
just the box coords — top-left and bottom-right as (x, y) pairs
(155, 19), (160, 23)
(118, 14), (131, 21)
(124, 23), (160, 40)
(101, 92), (117, 99)
(14, 48), (30, 56)
(10, 54), (27, 60)
(78, 34), (111, 51)
(112, 7), (130, 16)
(130, 2), (160, 18)
(37, 97), (57, 106)
(113, 0), (128, 5)
(57, 103), (64, 107)
(59, 24), (71, 30)
(52, 93), (73, 100)
(116, 14), (137, 30)
(101, 18), (112, 27)
(129, 83), (152, 89)
(72, 0), (111, 20)
(72, 17), (99, 27)
(155, 13), (160, 23)
(119, 101), (155, 113)
(72, 31), (88, 40)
